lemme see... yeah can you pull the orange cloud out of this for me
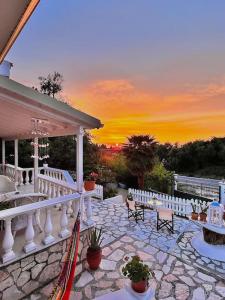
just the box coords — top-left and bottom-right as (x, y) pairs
(68, 78), (225, 145)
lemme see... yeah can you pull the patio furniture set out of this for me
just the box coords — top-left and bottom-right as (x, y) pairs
(126, 195), (174, 234)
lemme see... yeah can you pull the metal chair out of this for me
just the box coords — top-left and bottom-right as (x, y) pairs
(156, 207), (174, 233)
(126, 198), (144, 223)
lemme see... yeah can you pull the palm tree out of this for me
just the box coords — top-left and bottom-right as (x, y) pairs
(123, 135), (157, 189)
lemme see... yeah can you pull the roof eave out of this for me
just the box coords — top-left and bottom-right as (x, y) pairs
(0, 0), (40, 63)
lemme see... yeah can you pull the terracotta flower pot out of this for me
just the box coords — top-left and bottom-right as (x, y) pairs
(87, 248), (102, 270)
(131, 279), (148, 293)
(199, 212), (207, 222)
(191, 212), (199, 220)
(84, 180), (95, 191)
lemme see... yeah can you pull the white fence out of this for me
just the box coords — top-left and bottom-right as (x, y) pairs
(128, 188), (211, 217)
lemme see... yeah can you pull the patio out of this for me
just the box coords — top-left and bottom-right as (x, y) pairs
(31, 196), (225, 300)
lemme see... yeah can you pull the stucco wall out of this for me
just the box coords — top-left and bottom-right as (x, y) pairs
(0, 228), (89, 300)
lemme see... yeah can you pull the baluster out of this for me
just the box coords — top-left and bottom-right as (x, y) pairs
(85, 196), (94, 226)
(43, 208), (55, 245)
(31, 169), (34, 184)
(24, 213), (36, 253)
(59, 203), (70, 238)
(2, 218), (15, 263)
(25, 170), (29, 185)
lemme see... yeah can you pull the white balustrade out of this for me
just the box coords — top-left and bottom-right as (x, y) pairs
(24, 213), (36, 253)
(0, 193), (80, 264)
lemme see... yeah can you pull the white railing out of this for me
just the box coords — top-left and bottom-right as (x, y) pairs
(42, 167), (103, 201)
(0, 193), (80, 264)
(175, 174), (220, 201)
(43, 167), (66, 181)
(1, 164), (44, 185)
(1, 164), (104, 200)
(38, 174), (96, 226)
(128, 188), (211, 216)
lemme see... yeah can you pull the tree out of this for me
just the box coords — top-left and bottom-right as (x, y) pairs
(144, 162), (174, 194)
(38, 72), (63, 98)
(123, 135), (157, 189)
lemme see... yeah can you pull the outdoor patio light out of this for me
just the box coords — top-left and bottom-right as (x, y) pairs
(207, 201), (224, 227)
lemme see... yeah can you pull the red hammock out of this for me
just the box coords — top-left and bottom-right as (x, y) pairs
(49, 214), (80, 300)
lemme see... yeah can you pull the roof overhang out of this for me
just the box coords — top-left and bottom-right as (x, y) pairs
(0, 76), (103, 140)
(0, 0), (40, 63)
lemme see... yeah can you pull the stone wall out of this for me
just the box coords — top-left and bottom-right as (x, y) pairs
(0, 228), (89, 300)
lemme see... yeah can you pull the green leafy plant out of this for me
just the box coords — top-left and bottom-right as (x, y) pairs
(103, 188), (118, 199)
(0, 202), (11, 211)
(88, 228), (103, 251)
(85, 172), (98, 181)
(122, 256), (152, 283)
(191, 203), (197, 213)
(200, 204), (208, 214)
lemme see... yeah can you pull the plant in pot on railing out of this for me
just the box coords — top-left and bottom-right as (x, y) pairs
(199, 204), (208, 222)
(84, 172), (98, 191)
(191, 203), (199, 220)
(122, 255), (153, 293)
(87, 227), (103, 270)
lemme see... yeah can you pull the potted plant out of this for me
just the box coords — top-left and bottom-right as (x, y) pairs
(122, 255), (152, 293)
(86, 227), (103, 270)
(84, 172), (98, 191)
(191, 203), (199, 220)
(199, 204), (208, 222)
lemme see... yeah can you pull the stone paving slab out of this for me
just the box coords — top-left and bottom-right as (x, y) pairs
(73, 235), (225, 300)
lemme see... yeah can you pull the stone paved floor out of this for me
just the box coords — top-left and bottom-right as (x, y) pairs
(31, 197), (225, 299)
(72, 235), (225, 299)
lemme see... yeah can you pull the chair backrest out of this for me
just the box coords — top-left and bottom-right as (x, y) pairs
(157, 207), (173, 221)
(0, 175), (16, 194)
(127, 198), (136, 211)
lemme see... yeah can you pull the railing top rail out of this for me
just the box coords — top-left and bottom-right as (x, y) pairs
(176, 175), (220, 186)
(63, 170), (75, 184)
(4, 164), (24, 171)
(0, 193), (80, 220)
(43, 166), (65, 173)
(38, 174), (77, 191)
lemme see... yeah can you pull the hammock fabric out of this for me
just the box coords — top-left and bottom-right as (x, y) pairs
(49, 213), (80, 300)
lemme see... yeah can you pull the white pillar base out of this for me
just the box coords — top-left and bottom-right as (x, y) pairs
(59, 229), (70, 239)
(43, 235), (55, 245)
(2, 251), (15, 263)
(24, 242), (36, 254)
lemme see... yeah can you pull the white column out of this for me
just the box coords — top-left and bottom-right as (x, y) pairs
(76, 127), (84, 192)
(2, 139), (5, 174)
(34, 137), (39, 193)
(14, 139), (18, 185)
(219, 181), (225, 205)
(76, 127), (84, 226)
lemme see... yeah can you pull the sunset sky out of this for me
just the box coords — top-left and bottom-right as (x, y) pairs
(6, 0), (225, 145)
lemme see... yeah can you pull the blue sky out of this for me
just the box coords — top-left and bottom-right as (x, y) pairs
(6, 1), (225, 144)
